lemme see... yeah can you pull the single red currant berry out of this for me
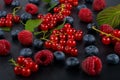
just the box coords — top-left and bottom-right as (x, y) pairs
(5, 19), (13, 27)
(50, 35), (59, 42)
(102, 36), (111, 45)
(17, 56), (25, 65)
(57, 44), (64, 51)
(70, 48), (78, 57)
(59, 39), (66, 46)
(75, 32), (83, 40)
(22, 67), (31, 77)
(40, 24), (48, 31)
(67, 39), (76, 47)
(0, 20), (5, 27)
(113, 29), (120, 38)
(14, 66), (22, 75)
(37, 14), (44, 19)
(64, 46), (72, 54)
(67, 35), (75, 40)
(6, 13), (13, 20)
(52, 42), (58, 50)
(59, 34), (66, 40)
(13, 15), (20, 23)
(31, 63), (39, 72)
(45, 41), (52, 49)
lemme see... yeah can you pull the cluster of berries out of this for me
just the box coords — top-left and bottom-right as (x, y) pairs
(98, 24), (120, 55)
(0, 13), (20, 28)
(59, 0), (78, 6)
(12, 56), (38, 77)
(45, 23), (83, 57)
(4, 0), (20, 8)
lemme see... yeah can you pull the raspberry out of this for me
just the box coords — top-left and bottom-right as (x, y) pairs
(4, 0), (13, 5)
(78, 8), (93, 23)
(93, 0), (106, 11)
(81, 56), (102, 76)
(100, 24), (113, 36)
(0, 39), (11, 56)
(25, 3), (38, 15)
(18, 30), (33, 46)
(114, 42), (120, 55)
(34, 50), (54, 66)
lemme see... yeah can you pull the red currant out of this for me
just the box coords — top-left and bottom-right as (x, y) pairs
(102, 36), (111, 45)
(22, 67), (31, 77)
(45, 41), (52, 49)
(13, 15), (20, 23)
(17, 56), (25, 65)
(67, 39), (76, 47)
(14, 66), (22, 75)
(5, 19), (12, 27)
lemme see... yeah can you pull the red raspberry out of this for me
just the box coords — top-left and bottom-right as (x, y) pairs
(0, 39), (11, 56)
(78, 8), (93, 23)
(25, 3), (38, 15)
(93, 0), (106, 11)
(18, 30), (33, 46)
(4, 0), (13, 5)
(34, 50), (54, 66)
(114, 42), (120, 55)
(100, 24), (113, 36)
(81, 56), (102, 76)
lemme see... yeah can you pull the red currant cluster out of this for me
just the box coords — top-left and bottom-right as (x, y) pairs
(45, 23), (83, 57)
(0, 13), (20, 28)
(10, 56), (38, 77)
(59, 0), (78, 6)
(37, 13), (64, 31)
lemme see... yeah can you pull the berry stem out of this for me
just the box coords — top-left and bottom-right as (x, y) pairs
(9, 58), (19, 66)
(34, 31), (45, 35)
(92, 26), (120, 41)
(20, 20), (25, 25)
(12, 6), (22, 16)
(40, 38), (49, 41)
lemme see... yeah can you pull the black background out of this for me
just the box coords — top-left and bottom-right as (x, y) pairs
(0, 0), (120, 80)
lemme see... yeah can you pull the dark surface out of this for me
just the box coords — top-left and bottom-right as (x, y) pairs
(0, 0), (120, 80)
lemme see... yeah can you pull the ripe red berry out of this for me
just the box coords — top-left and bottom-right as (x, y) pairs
(70, 48), (78, 57)
(102, 36), (111, 45)
(45, 41), (52, 49)
(78, 8), (93, 23)
(0, 20), (5, 27)
(17, 56), (25, 65)
(14, 66), (22, 75)
(67, 39), (76, 47)
(112, 29), (120, 38)
(25, 3), (38, 15)
(37, 14), (44, 19)
(6, 13), (13, 20)
(31, 63), (39, 72)
(13, 15), (20, 23)
(5, 19), (13, 27)
(22, 67), (31, 77)
(4, 0), (13, 5)
(18, 30), (33, 46)
(81, 56), (102, 76)
(114, 42), (120, 55)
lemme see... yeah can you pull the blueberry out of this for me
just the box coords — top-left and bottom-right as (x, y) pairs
(0, 29), (5, 39)
(50, 0), (59, 6)
(20, 48), (32, 57)
(28, 0), (39, 5)
(33, 39), (43, 50)
(85, 45), (99, 56)
(11, 0), (20, 8)
(11, 29), (20, 40)
(66, 57), (80, 69)
(0, 11), (7, 18)
(107, 54), (119, 65)
(64, 16), (74, 25)
(87, 23), (97, 34)
(85, 0), (93, 3)
(20, 13), (32, 23)
(77, 4), (87, 10)
(53, 51), (65, 62)
(83, 34), (96, 46)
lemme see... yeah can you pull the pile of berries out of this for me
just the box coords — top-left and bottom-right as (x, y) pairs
(45, 23), (83, 57)
(0, 13), (20, 28)
(11, 56), (39, 77)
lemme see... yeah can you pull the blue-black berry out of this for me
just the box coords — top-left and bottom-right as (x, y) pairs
(87, 23), (97, 34)
(53, 51), (65, 62)
(106, 54), (119, 65)
(85, 45), (99, 56)
(66, 57), (80, 69)
(50, 0), (59, 6)
(28, 0), (39, 5)
(11, 29), (20, 40)
(64, 16), (74, 25)
(0, 29), (5, 39)
(77, 4), (87, 10)
(33, 39), (43, 50)
(11, 0), (20, 8)
(0, 11), (7, 18)
(20, 13), (32, 23)
(85, 0), (93, 3)
(20, 48), (33, 57)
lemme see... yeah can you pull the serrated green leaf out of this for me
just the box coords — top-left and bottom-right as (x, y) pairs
(97, 4), (120, 28)
(25, 19), (42, 32)
(48, 3), (58, 12)
(1, 27), (11, 32)
(42, 0), (51, 3)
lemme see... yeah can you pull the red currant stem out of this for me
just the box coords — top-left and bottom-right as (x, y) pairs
(43, 31), (47, 38)
(40, 37), (49, 41)
(12, 6), (22, 16)
(34, 31), (45, 35)
(20, 20), (25, 25)
(9, 58), (19, 66)
(59, 4), (65, 15)
(92, 26), (120, 41)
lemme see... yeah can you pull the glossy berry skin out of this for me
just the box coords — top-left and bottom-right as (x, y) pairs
(85, 45), (99, 56)
(20, 13), (32, 23)
(0, 29), (5, 39)
(28, 0), (39, 5)
(66, 57), (80, 69)
(77, 4), (87, 10)
(106, 54), (119, 65)
(21, 67), (31, 77)
(20, 48), (33, 57)
(33, 39), (43, 50)
(14, 66), (22, 75)
(11, 29), (20, 40)
(83, 34), (96, 46)
(13, 15), (20, 23)
(53, 51), (65, 62)
(11, 0), (20, 8)
(102, 36), (111, 45)
(17, 56), (25, 65)
(5, 19), (13, 27)
(4, 0), (13, 5)
(0, 11), (7, 18)
(64, 16), (74, 25)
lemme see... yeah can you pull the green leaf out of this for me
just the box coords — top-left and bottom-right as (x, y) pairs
(48, 3), (58, 12)
(55, 19), (66, 30)
(97, 4), (120, 28)
(1, 27), (11, 32)
(42, 0), (51, 3)
(25, 19), (42, 32)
